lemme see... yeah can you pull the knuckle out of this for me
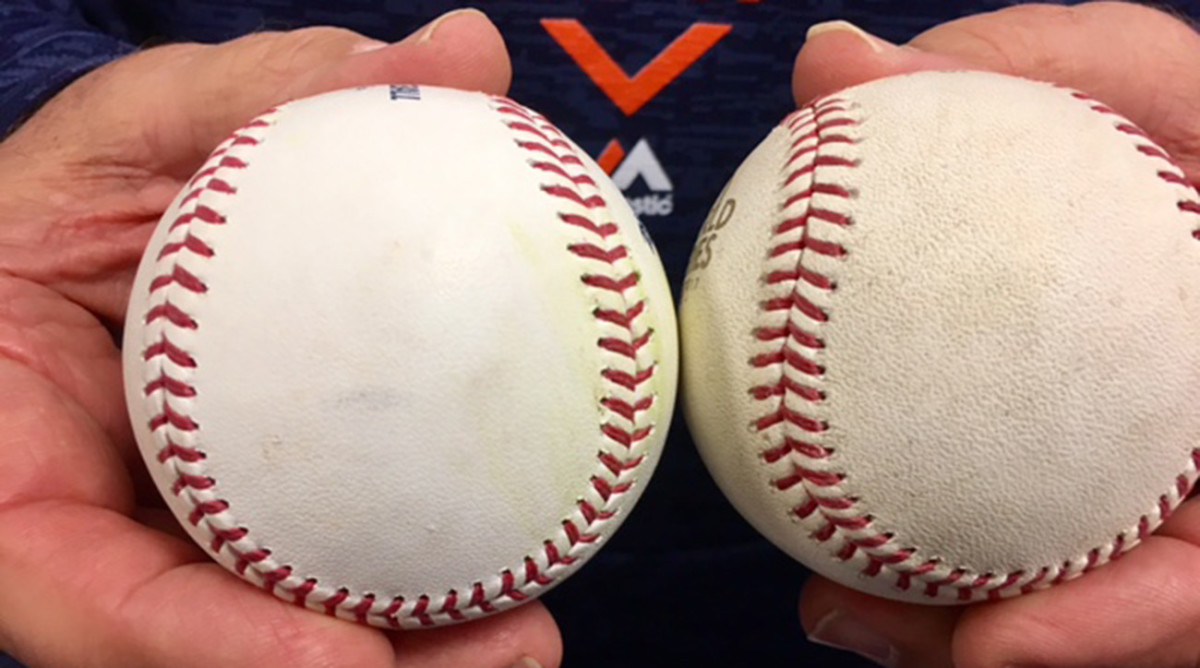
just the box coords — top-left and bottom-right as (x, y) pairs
(276, 26), (367, 56)
(227, 26), (366, 79)
(911, 16), (1033, 74)
(912, 2), (1185, 78)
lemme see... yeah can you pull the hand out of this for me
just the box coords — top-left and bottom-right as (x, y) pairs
(791, 3), (1200, 667)
(0, 9), (560, 668)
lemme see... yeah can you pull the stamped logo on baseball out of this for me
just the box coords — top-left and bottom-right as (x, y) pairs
(123, 85), (678, 627)
(680, 71), (1200, 603)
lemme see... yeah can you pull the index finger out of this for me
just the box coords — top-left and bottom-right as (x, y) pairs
(792, 3), (1200, 180)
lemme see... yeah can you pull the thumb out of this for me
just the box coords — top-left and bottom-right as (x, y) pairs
(48, 8), (511, 178)
(177, 7), (512, 165)
(0, 8), (511, 331)
(791, 2), (1200, 179)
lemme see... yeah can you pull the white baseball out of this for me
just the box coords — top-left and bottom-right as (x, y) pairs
(123, 85), (678, 627)
(680, 71), (1200, 604)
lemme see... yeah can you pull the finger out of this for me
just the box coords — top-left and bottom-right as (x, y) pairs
(800, 575), (962, 668)
(951, 532), (1200, 668)
(296, 8), (513, 103)
(392, 603), (561, 668)
(791, 20), (962, 108)
(0, 356), (131, 512)
(0, 284), (561, 668)
(162, 8), (512, 176)
(799, 500), (1200, 668)
(792, 2), (1200, 179)
(0, 278), (131, 452)
(0, 501), (560, 668)
(1152, 494), (1200, 544)
(0, 277), (139, 510)
(21, 8), (511, 180)
(0, 8), (513, 324)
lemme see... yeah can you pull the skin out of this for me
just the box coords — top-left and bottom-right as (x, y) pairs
(2, 2), (1199, 667)
(0, 9), (561, 668)
(793, 3), (1200, 668)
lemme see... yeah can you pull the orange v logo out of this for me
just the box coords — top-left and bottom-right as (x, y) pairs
(541, 19), (732, 116)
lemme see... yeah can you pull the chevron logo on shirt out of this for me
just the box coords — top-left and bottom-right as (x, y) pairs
(599, 138), (674, 216)
(543, 17), (731, 218)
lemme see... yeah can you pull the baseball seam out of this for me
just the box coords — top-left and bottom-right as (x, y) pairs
(1070, 91), (1200, 235)
(142, 93), (660, 628)
(494, 92), (660, 597)
(753, 89), (1200, 602)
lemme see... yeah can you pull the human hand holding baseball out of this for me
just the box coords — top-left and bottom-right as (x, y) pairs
(0, 9), (560, 668)
(792, 3), (1200, 667)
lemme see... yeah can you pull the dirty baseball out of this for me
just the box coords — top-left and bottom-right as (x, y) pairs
(123, 84), (678, 628)
(681, 70), (1200, 604)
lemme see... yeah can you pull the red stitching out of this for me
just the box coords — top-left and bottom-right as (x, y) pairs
(381, 595), (405, 625)
(1161, 171), (1191, 186)
(145, 302), (198, 329)
(598, 331), (651, 358)
(569, 243), (628, 263)
(756, 406), (827, 433)
(172, 473), (213, 493)
(188, 156), (248, 187)
(582, 273), (640, 293)
(763, 292), (829, 322)
(752, 88), (1200, 603)
(156, 439), (204, 463)
(602, 366), (656, 391)
(150, 265), (207, 293)
(259, 566), (290, 595)
(141, 94), (661, 627)
(594, 301), (646, 329)
(532, 161), (597, 185)
(777, 208), (853, 234)
(158, 234), (214, 260)
(144, 373), (196, 398)
(141, 110), (373, 620)
(149, 402), (198, 432)
(600, 396), (654, 421)
(143, 336), (196, 367)
(784, 156), (859, 185)
(542, 184), (604, 208)
(750, 376), (823, 402)
(212, 527), (248, 552)
(772, 437), (832, 461)
(750, 348), (823, 376)
(187, 500), (228, 524)
(1072, 91), (1200, 234)
(517, 142), (584, 166)
(782, 183), (853, 208)
(560, 213), (618, 237)
(168, 205), (226, 231)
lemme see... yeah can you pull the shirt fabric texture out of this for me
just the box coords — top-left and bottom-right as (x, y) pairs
(3, 1), (1198, 666)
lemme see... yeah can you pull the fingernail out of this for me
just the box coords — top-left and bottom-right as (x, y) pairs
(808, 610), (899, 668)
(417, 7), (487, 44)
(508, 658), (543, 668)
(806, 20), (894, 53)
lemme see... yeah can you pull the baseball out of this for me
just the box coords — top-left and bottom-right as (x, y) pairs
(123, 84), (678, 627)
(680, 70), (1200, 604)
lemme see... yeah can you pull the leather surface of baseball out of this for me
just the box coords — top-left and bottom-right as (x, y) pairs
(124, 84), (678, 627)
(680, 70), (1200, 604)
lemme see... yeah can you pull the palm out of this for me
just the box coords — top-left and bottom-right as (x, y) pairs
(793, 6), (1200, 668)
(0, 54), (412, 668)
(0, 16), (559, 668)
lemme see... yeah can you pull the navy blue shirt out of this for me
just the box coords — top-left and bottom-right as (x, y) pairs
(4, 2), (1199, 667)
